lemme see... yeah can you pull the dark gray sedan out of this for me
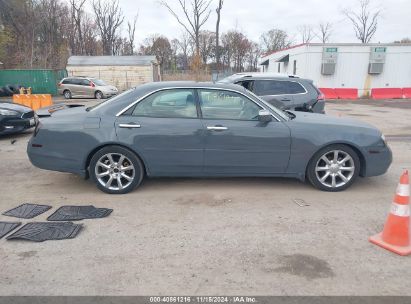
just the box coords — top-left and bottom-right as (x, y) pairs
(27, 82), (392, 194)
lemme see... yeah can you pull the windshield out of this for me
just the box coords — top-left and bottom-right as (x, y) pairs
(91, 79), (107, 86)
(246, 90), (290, 121)
(87, 88), (134, 112)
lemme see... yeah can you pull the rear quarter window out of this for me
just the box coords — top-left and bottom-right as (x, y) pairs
(62, 79), (72, 84)
(287, 81), (306, 94)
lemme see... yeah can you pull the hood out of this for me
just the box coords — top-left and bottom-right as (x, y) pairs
(0, 102), (32, 113)
(289, 111), (377, 130)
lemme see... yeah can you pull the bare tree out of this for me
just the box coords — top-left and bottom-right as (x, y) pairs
(215, 0), (224, 71)
(92, 0), (124, 55)
(316, 22), (332, 43)
(260, 29), (292, 53)
(127, 13), (138, 55)
(159, 0), (212, 61)
(176, 32), (193, 70)
(69, 0), (87, 54)
(343, 0), (381, 43)
(394, 37), (411, 43)
(297, 24), (314, 43)
(199, 30), (215, 64)
(140, 34), (172, 74)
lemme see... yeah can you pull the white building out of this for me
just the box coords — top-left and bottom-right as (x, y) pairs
(260, 43), (411, 97)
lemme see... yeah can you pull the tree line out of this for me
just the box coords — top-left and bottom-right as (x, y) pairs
(0, 0), (408, 73)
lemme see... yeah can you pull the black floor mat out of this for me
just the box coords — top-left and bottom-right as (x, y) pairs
(3, 203), (52, 219)
(47, 205), (113, 221)
(0, 222), (21, 239)
(6, 222), (82, 242)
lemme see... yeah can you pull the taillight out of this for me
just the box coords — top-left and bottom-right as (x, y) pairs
(318, 92), (325, 100)
(90, 82), (95, 87)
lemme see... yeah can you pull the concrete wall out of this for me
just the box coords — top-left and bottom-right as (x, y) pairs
(262, 44), (411, 97)
(66, 65), (156, 91)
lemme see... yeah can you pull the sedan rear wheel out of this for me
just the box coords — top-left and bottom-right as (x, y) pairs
(307, 144), (360, 191)
(90, 146), (144, 194)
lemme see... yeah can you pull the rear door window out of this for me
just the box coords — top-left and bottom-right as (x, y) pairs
(62, 79), (73, 85)
(254, 80), (306, 95)
(132, 89), (197, 119)
(253, 80), (289, 96)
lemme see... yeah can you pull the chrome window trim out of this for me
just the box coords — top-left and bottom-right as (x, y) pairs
(237, 78), (308, 96)
(115, 87), (283, 122)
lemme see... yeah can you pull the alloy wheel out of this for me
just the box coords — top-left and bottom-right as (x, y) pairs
(95, 153), (135, 191)
(315, 150), (355, 188)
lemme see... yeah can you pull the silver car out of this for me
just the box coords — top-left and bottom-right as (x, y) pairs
(58, 77), (118, 99)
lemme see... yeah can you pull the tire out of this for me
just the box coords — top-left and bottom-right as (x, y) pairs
(89, 145), (144, 194)
(307, 144), (360, 192)
(9, 84), (21, 94)
(3, 85), (14, 96)
(95, 91), (103, 99)
(63, 90), (72, 99)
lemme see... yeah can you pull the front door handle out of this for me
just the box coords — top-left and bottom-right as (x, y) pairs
(119, 123), (141, 128)
(280, 98), (291, 101)
(207, 126), (228, 131)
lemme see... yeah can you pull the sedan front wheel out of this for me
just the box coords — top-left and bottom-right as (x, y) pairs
(90, 146), (144, 194)
(307, 144), (360, 192)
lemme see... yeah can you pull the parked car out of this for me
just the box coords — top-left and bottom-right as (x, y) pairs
(219, 73), (325, 114)
(58, 77), (118, 99)
(28, 81), (391, 194)
(0, 102), (36, 135)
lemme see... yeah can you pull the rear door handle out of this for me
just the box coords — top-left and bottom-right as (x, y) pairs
(119, 123), (141, 128)
(207, 126), (228, 131)
(280, 98), (291, 101)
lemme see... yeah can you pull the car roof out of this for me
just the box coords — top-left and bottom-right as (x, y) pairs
(220, 72), (311, 82)
(133, 81), (247, 91)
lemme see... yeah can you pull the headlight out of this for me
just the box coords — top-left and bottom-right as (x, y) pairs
(0, 109), (19, 116)
(381, 134), (387, 146)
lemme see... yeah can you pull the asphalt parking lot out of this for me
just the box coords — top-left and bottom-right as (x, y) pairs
(0, 98), (410, 296)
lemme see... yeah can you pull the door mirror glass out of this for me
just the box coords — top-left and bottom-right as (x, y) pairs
(258, 110), (272, 122)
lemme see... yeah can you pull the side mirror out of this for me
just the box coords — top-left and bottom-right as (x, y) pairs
(258, 110), (272, 122)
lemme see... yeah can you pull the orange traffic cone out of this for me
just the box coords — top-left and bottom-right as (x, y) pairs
(369, 170), (411, 256)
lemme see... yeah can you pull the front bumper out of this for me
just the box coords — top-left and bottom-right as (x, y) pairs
(102, 91), (118, 98)
(362, 144), (393, 177)
(0, 116), (36, 135)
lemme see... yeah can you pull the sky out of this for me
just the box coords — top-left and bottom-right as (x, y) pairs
(83, 0), (411, 45)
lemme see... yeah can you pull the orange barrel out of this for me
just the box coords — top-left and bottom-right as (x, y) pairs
(13, 94), (21, 105)
(22, 95), (32, 108)
(31, 95), (41, 110)
(40, 94), (53, 108)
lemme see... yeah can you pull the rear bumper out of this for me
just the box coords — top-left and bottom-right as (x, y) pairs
(27, 136), (86, 177)
(312, 100), (325, 114)
(362, 145), (393, 177)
